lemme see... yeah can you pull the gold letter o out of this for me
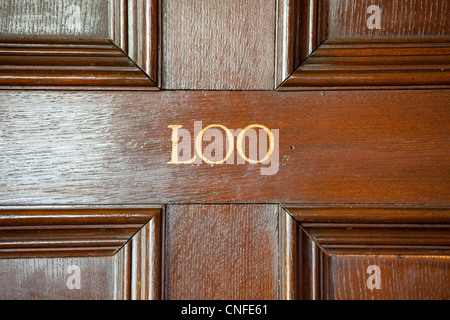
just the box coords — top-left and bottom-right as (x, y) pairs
(237, 124), (274, 164)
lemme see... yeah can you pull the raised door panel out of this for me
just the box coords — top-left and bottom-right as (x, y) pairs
(0, 0), (158, 89)
(280, 206), (450, 300)
(276, 0), (450, 89)
(0, 206), (164, 300)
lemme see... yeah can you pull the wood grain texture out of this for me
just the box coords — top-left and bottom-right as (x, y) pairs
(164, 204), (279, 300)
(329, 0), (450, 39)
(0, 256), (113, 300)
(329, 254), (450, 300)
(161, 0), (276, 90)
(0, 206), (161, 258)
(282, 206), (450, 300)
(0, 90), (449, 204)
(109, 0), (159, 85)
(0, 0), (109, 38)
(279, 39), (450, 90)
(0, 38), (157, 90)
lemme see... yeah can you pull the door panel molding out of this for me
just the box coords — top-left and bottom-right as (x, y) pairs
(109, 0), (160, 86)
(112, 205), (164, 300)
(0, 0), (159, 90)
(275, 0), (328, 86)
(0, 205), (164, 300)
(280, 205), (450, 300)
(276, 0), (450, 90)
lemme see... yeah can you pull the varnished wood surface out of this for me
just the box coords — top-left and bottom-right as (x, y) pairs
(161, 0), (276, 90)
(0, 256), (114, 300)
(329, 0), (450, 39)
(1, 0), (449, 302)
(164, 204), (279, 300)
(0, 90), (448, 204)
(0, 0), (109, 38)
(329, 254), (450, 300)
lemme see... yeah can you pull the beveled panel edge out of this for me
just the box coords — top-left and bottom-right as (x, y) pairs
(0, 204), (164, 259)
(275, 0), (328, 88)
(113, 205), (165, 300)
(109, 0), (160, 87)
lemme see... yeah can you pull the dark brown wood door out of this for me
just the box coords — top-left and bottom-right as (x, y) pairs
(0, 0), (449, 300)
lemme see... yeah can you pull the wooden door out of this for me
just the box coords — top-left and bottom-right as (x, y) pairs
(0, 0), (449, 301)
